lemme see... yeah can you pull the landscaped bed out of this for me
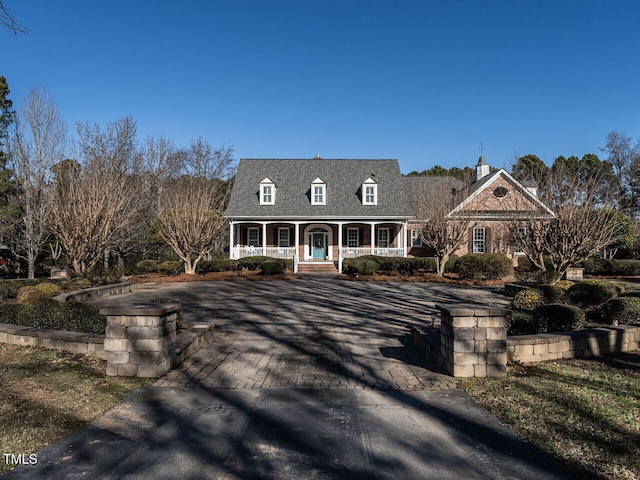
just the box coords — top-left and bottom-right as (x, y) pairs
(0, 344), (152, 475)
(459, 352), (640, 480)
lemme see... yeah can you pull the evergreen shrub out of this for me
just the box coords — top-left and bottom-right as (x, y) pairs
(534, 304), (586, 332)
(597, 297), (640, 325)
(455, 253), (512, 280)
(567, 280), (619, 308)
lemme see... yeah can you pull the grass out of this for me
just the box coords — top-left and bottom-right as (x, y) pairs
(0, 344), (152, 474)
(459, 353), (640, 480)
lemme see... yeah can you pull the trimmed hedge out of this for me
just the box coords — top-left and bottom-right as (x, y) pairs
(0, 300), (106, 334)
(197, 259), (241, 273)
(158, 261), (182, 275)
(578, 258), (640, 277)
(566, 280), (619, 308)
(135, 259), (160, 273)
(597, 297), (640, 325)
(455, 253), (512, 280)
(512, 288), (546, 310)
(342, 255), (458, 276)
(343, 258), (380, 275)
(534, 304), (586, 332)
(237, 256), (273, 271)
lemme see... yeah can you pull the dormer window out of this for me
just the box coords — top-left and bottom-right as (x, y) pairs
(362, 177), (377, 205)
(311, 178), (326, 205)
(260, 178), (275, 205)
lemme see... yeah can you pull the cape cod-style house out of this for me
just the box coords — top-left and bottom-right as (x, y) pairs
(224, 156), (554, 273)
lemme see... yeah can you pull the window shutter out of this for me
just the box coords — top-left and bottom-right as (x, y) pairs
(242, 228), (248, 246)
(273, 229), (278, 246)
(290, 228), (294, 247)
(485, 227), (491, 253)
(360, 228), (365, 247)
(468, 227), (473, 254)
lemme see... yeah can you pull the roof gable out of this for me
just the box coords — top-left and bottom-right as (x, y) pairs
(450, 169), (554, 218)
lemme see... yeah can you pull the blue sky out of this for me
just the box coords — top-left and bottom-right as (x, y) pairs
(2, 0), (639, 173)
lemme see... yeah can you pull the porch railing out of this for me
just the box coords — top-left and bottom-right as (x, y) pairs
(341, 247), (404, 258)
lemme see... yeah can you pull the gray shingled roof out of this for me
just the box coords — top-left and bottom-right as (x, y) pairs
(225, 159), (411, 219)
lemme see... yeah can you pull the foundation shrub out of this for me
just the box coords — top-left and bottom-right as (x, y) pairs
(567, 280), (619, 308)
(508, 309), (544, 335)
(343, 258), (380, 275)
(534, 304), (586, 332)
(197, 259), (240, 273)
(259, 260), (286, 275)
(237, 256), (272, 271)
(596, 297), (640, 325)
(16, 286), (48, 305)
(455, 253), (512, 280)
(34, 282), (62, 297)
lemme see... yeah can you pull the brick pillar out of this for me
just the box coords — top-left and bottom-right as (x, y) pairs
(100, 304), (180, 378)
(436, 304), (509, 378)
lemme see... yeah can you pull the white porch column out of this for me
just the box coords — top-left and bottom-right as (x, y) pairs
(262, 222), (267, 256)
(370, 223), (376, 254)
(402, 221), (408, 258)
(337, 222), (344, 273)
(229, 221), (235, 259)
(294, 221), (300, 273)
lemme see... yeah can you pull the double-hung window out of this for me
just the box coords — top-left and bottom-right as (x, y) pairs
(362, 177), (377, 205)
(259, 178), (275, 205)
(278, 228), (290, 248)
(311, 178), (326, 205)
(377, 228), (390, 248)
(347, 228), (359, 248)
(473, 226), (486, 253)
(248, 227), (260, 247)
(410, 228), (422, 247)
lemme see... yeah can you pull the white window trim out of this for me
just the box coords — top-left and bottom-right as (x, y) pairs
(311, 178), (326, 205)
(278, 227), (290, 247)
(347, 228), (359, 248)
(247, 227), (260, 247)
(362, 177), (378, 205)
(259, 178), (275, 205)
(473, 226), (486, 254)
(377, 228), (390, 248)
(410, 228), (422, 247)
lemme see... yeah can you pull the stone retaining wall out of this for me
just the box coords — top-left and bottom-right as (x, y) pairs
(54, 282), (132, 303)
(508, 325), (640, 364)
(0, 323), (105, 359)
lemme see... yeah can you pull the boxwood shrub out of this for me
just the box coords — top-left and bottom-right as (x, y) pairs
(455, 253), (512, 280)
(534, 304), (586, 332)
(237, 256), (273, 271)
(135, 259), (161, 273)
(511, 288), (545, 310)
(343, 258), (380, 275)
(508, 309), (545, 335)
(566, 280), (619, 308)
(596, 297), (640, 325)
(259, 260), (286, 275)
(158, 260), (183, 276)
(0, 279), (41, 300)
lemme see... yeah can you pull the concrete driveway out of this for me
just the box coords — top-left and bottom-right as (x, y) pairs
(3, 277), (570, 480)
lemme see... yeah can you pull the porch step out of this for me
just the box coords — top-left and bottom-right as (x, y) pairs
(297, 262), (338, 273)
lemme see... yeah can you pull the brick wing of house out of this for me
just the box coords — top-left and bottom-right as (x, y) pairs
(224, 156), (554, 273)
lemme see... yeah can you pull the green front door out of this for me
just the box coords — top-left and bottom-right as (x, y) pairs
(312, 233), (325, 259)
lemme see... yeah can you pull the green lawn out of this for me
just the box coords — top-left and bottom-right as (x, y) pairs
(459, 353), (640, 480)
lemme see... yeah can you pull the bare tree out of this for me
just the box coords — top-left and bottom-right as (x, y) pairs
(0, 1), (28, 35)
(508, 165), (631, 283)
(407, 176), (469, 276)
(7, 87), (66, 278)
(155, 141), (234, 274)
(47, 117), (146, 276)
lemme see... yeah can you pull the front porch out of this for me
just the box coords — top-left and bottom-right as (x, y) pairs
(229, 220), (408, 273)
